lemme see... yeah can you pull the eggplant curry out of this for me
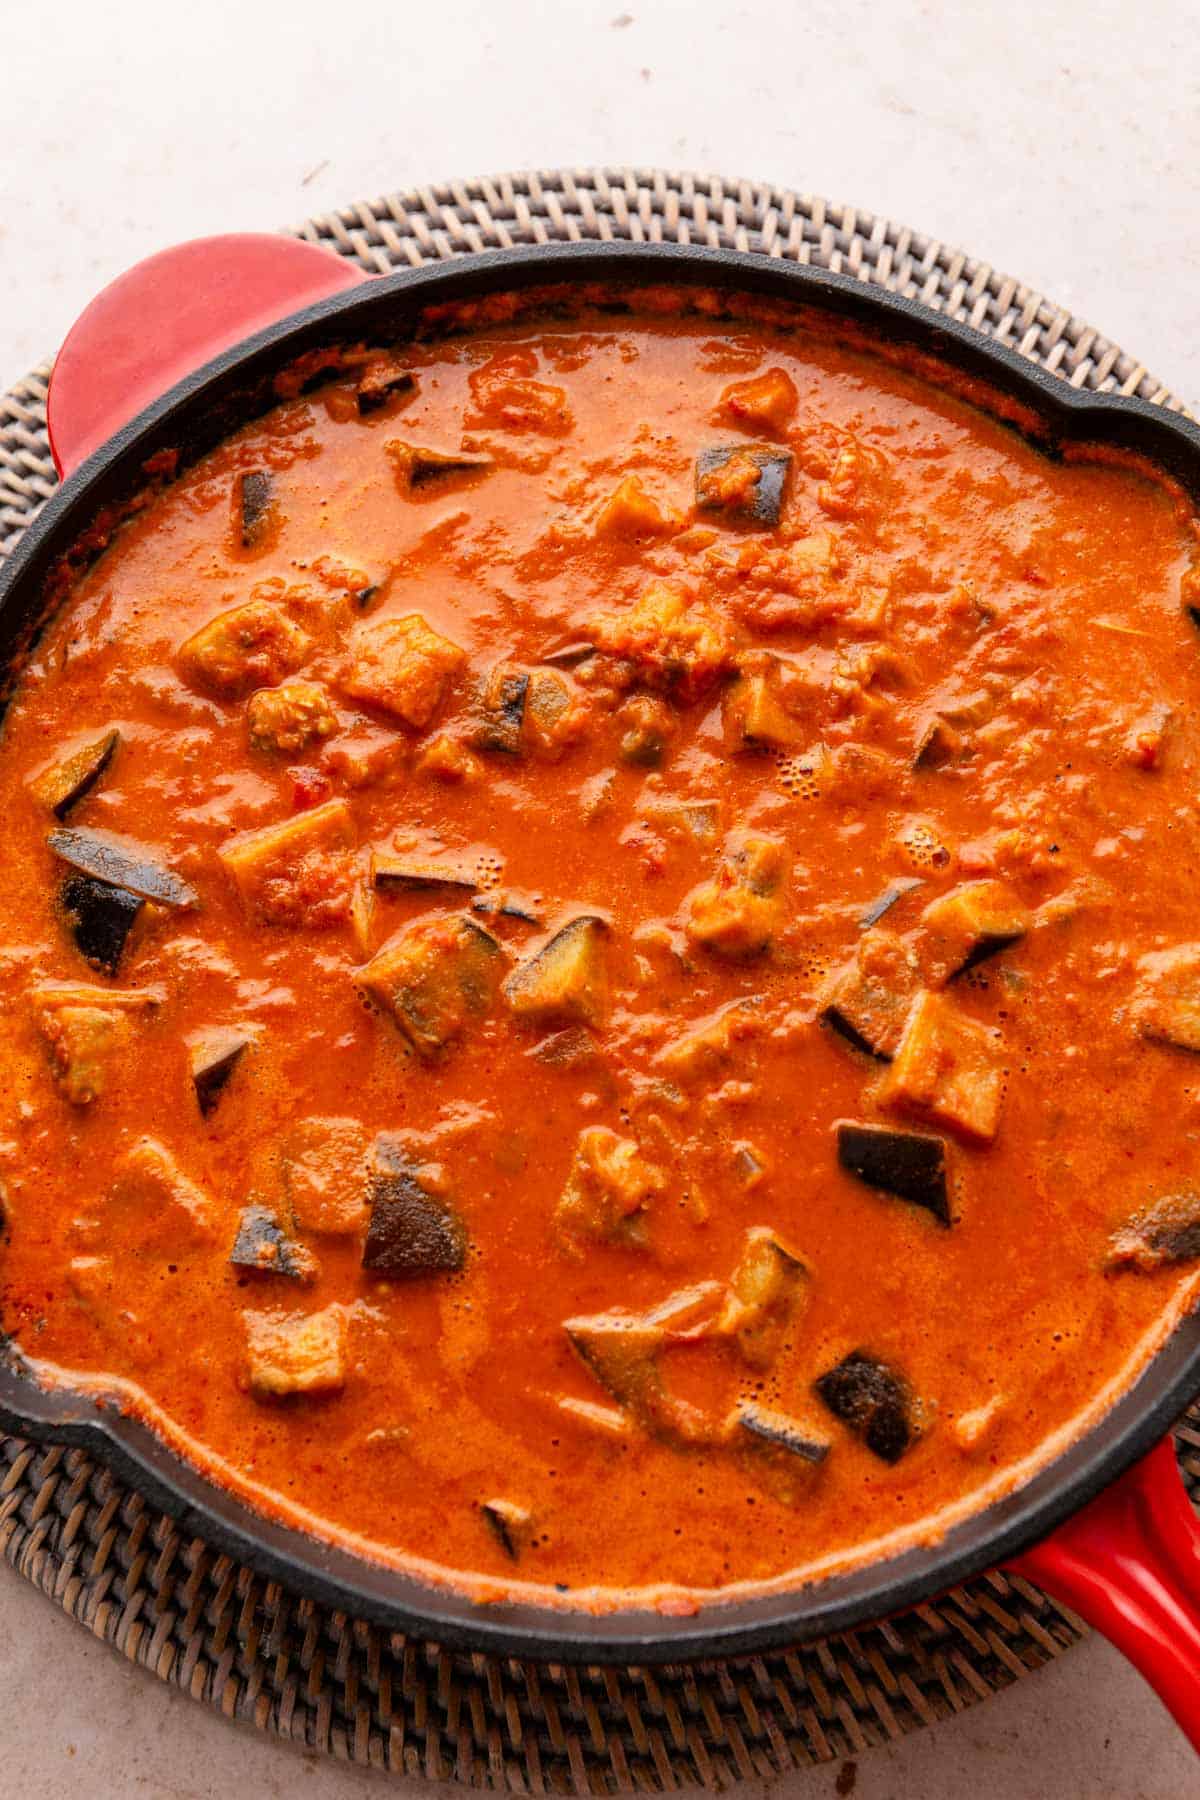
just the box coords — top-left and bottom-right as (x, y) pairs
(2, 285), (1200, 1610)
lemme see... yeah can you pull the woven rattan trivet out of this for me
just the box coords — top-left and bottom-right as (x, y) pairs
(1, 169), (1198, 1788)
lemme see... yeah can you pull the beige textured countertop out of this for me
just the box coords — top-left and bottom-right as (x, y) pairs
(2, 0), (1198, 1792)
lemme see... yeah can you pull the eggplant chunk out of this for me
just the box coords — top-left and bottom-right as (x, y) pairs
(684, 831), (789, 959)
(362, 1138), (466, 1277)
(49, 827), (198, 908)
(504, 914), (610, 1027)
(554, 1126), (665, 1251)
(638, 795), (721, 842)
(471, 890), (543, 927)
(695, 445), (792, 526)
(860, 877), (923, 929)
(815, 1350), (919, 1464)
(655, 996), (764, 1080)
(219, 799), (355, 927)
(837, 1120), (950, 1226)
(565, 1303), (716, 1446)
(1105, 1192), (1200, 1272)
(29, 728), (120, 819)
(719, 1226), (810, 1368)
(913, 714), (963, 770)
(736, 1403), (829, 1465)
(372, 852), (479, 896)
(880, 990), (1006, 1142)
(480, 1498), (532, 1560)
(236, 469), (276, 547)
(230, 1204), (317, 1281)
(821, 929), (921, 1060)
(60, 875), (143, 975)
(244, 1304), (347, 1398)
(474, 664), (530, 753)
(617, 695), (676, 767)
(107, 1137), (217, 1250)
(356, 357), (415, 414)
(190, 1026), (253, 1117)
(178, 599), (311, 700)
(734, 1401), (831, 1499)
(389, 441), (493, 489)
(357, 914), (503, 1059)
(1132, 945), (1200, 1053)
(31, 982), (160, 1106)
(338, 613), (465, 729)
(723, 665), (805, 751)
(918, 881), (1030, 986)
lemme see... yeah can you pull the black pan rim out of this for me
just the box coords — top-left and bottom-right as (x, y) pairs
(2, 238), (1199, 1665)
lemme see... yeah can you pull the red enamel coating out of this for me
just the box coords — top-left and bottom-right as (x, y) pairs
(1008, 1437), (1200, 1752)
(47, 233), (366, 479)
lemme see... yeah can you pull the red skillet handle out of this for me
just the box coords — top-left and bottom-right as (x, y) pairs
(1007, 1436), (1200, 1751)
(47, 233), (367, 480)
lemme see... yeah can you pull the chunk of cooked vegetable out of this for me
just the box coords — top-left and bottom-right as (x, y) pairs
(719, 1226), (809, 1368)
(503, 914), (610, 1026)
(523, 668), (584, 758)
(357, 913), (503, 1059)
(247, 680), (338, 753)
(338, 613), (465, 728)
(49, 827), (198, 907)
(684, 831), (788, 958)
(244, 1304), (348, 1397)
(361, 1138), (467, 1276)
(821, 929), (921, 1059)
(918, 881), (1030, 985)
(655, 995), (764, 1080)
(29, 728), (119, 818)
(554, 1126), (665, 1250)
(31, 982), (159, 1106)
(723, 660), (806, 751)
(880, 990), (1006, 1143)
(815, 1350), (919, 1463)
(1105, 1192), (1200, 1271)
(189, 1026), (252, 1117)
(837, 1120), (950, 1225)
(235, 470), (276, 547)
(372, 852), (479, 895)
(860, 878), (923, 928)
(733, 1402), (830, 1500)
(60, 875), (143, 975)
(230, 1204), (317, 1281)
(913, 714), (963, 770)
(565, 1299), (717, 1445)
(719, 369), (798, 433)
(591, 578), (736, 703)
(178, 599), (311, 699)
(107, 1137), (216, 1249)
(1132, 945), (1200, 1053)
(695, 444), (792, 526)
(387, 441), (492, 490)
(474, 663), (530, 753)
(480, 1498), (532, 1560)
(616, 695), (676, 766)
(637, 793), (720, 842)
(595, 474), (680, 539)
(283, 1117), (370, 1236)
(356, 357), (415, 414)
(219, 798), (355, 927)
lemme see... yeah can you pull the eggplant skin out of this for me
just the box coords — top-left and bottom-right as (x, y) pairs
(695, 446), (792, 526)
(60, 875), (143, 976)
(191, 1028), (252, 1118)
(229, 1204), (313, 1279)
(362, 1146), (466, 1278)
(1105, 1191), (1200, 1272)
(836, 1120), (950, 1225)
(48, 828), (198, 908)
(237, 470), (275, 546)
(735, 1402), (829, 1465)
(815, 1350), (917, 1464)
(31, 729), (120, 820)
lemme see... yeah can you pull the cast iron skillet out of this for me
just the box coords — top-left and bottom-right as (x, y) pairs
(3, 235), (1200, 1745)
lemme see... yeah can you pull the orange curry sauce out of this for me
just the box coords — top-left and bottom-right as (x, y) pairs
(2, 288), (1200, 1612)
